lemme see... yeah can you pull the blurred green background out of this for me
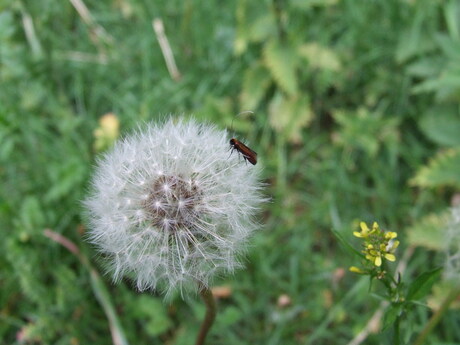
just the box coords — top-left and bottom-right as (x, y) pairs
(2, 0), (460, 344)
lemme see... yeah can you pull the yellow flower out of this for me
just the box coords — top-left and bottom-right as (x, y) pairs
(349, 266), (366, 274)
(385, 231), (397, 240)
(384, 253), (396, 262)
(353, 221), (374, 238)
(354, 221), (399, 268)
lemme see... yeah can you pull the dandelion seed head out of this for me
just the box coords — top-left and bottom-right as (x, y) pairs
(84, 117), (265, 298)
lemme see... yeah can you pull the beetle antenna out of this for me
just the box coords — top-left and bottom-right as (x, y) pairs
(237, 110), (254, 117)
(231, 110), (254, 134)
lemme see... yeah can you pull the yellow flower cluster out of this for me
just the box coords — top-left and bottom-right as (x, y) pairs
(352, 221), (399, 267)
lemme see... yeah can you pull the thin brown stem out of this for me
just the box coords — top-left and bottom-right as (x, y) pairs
(152, 18), (182, 81)
(195, 284), (217, 345)
(43, 229), (129, 345)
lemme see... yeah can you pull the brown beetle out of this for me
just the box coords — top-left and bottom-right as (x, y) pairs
(229, 138), (257, 165)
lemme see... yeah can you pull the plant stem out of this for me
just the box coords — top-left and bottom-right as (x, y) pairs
(195, 284), (217, 345)
(394, 316), (400, 345)
(43, 229), (129, 345)
(413, 287), (460, 345)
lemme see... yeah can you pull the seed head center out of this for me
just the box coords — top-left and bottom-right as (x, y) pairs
(143, 175), (201, 232)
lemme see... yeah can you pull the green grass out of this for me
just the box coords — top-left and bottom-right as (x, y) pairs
(2, 0), (460, 344)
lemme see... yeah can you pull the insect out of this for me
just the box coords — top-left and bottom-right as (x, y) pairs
(228, 111), (258, 165)
(229, 138), (257, 165)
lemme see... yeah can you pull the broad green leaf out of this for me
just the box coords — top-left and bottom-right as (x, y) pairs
(435, 33), (460, 59)
(239, 63), (272, 110)
(139, 297), (173, 336)
(412, 65), (460, 101)
(410, 148), (460, 188)
(411, 36), (460, 101)
(298, 43), (342, 72)
(263, 40), (299, 96)
(406, 211), (450, 250)
(382, 303), (402, 331)
(396, 4), (438, 63)
(406, 57), (443, 78)
(332, 108), (400, 157)
(198, 96), (234, 124)
(247, 13), (276, 43)
(14, 196), (45, 237)
(45, 158), (87, 202)
(419, 105), (460, 146)
(395, 9), (424, 63)
(234, 0), (272, 54)
(407, 268), (442, 301)
(216, 306), (243, 328)
(268, 92), (313, 143)
(124, 294), (172, 337)
(331, 229), (363, 259)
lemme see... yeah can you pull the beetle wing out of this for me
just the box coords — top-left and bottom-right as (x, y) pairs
(238, 143), (257, 165)
(239, 142), (257, 155)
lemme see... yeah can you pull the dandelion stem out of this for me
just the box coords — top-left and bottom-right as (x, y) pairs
(413, 287), (460, 345)
(195, 284), (217, 345)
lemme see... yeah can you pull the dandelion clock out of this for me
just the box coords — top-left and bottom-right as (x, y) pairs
(84, 117), (265, 344)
